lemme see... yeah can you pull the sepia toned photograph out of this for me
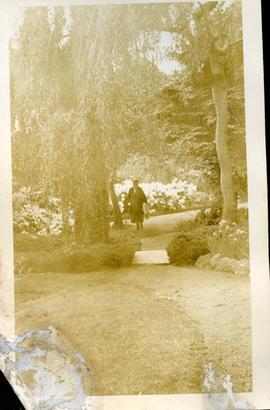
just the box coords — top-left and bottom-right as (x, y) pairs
(0, 0), (262, 407)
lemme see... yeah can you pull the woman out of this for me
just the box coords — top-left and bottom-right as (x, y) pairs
(125, 179), (147, 230)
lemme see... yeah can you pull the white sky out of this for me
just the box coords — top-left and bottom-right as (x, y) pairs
(157, 59), (181, 75)
(157, 31), (181, 75)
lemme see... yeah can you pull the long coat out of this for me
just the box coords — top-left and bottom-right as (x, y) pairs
(125, 187), (147, 223)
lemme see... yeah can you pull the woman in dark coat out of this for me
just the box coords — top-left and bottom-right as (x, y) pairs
(125, 179), (147, 230)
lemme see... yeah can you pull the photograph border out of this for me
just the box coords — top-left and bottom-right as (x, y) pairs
(0, 0), (269, 408)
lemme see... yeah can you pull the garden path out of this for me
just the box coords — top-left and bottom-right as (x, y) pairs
(132, 249), (169, 264)
(132, 210), (197, 263)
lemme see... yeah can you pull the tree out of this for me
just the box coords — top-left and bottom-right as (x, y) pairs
(10, 7), (62, 187)
(166, 1), (245, 221)
(68, 4), (169, 229)
(11, 2), (246, 240)
(11, 5), (163, 236)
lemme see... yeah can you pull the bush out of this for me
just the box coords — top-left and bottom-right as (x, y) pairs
(167, 227), (213, 265)
(171, 206), (249, 266)
(13, 233), (68, 253)
(13, 186), (66, 236)
(175, 207), (221, 233)
(175, 217), (198, 232)
(14, 230), (141, 273)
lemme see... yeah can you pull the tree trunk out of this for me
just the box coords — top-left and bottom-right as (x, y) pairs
(109, 180), (124, 229)
(74, 114), (111, 244)
(74, 183), (110, 244)
(212, 78), (237, 222)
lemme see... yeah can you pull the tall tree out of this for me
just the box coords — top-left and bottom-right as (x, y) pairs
(166, 1), (245, 221)
(68, 4), (168, 230)
(10, 7), (62, 187)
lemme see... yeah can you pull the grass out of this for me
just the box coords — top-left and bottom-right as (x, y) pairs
(15, 265), (252, 395)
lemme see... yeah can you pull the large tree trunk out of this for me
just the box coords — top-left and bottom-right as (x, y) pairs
(109, 180), (124, 229)
(74, 180), (110, 244)
(74, 114), (110, 244)
(212, 78), (237, 222)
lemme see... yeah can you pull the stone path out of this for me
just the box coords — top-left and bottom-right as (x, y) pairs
(132, 249), (170, 265)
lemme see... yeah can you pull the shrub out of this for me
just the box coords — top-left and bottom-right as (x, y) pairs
(175, 207), (221, 233)
(208, 221), (249, 260)
(167, 227), (213, 265)
(13, 233), (68, 253)
(14, 230), (141, 273)
(13, 186), (76, 236)
(13, 187), (66, 236)
(175, 217), (199, 232)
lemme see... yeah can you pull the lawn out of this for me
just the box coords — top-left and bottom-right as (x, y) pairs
(15, 263), (251, 395)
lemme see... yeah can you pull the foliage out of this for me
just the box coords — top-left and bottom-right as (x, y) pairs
(10, 7), (68, 187)
(175, 217), (199, 233)
(163, 1), (246, 221)
(11, 5), (170, 240)
(14, 230), (141, 273)
(10, 3), (248, 244)
(208, 220), (249, 260)
(167, 227), (212, 265)
(175, 207), (221, 239)
(117, 154), (174, 184)
(156, 75), (247, 202)
(14, 255), (33, 276)
(40, 110), (110, 242)
(173, 207), (249, 264)
(156, 82), (221, 195)
(13, 233), (69, 253)
(194, 207), (222, 226)
(13, 186), (66, 236)
(168, 2), (244, 85)
(173, 207), (248, 265)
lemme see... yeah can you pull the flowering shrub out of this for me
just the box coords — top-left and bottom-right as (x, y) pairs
(115, 179), (198, 215)
(208, 220), (249, 260)
(13, 187), (64, 236)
